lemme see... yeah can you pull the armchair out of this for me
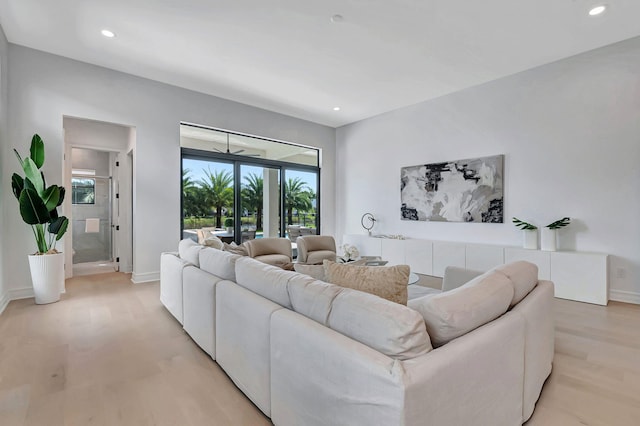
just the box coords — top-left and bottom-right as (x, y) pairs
(296, 235), (337, 265)
(244, 237), (292, 266)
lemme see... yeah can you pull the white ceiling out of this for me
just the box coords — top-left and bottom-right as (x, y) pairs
(1, 0), (639, 127)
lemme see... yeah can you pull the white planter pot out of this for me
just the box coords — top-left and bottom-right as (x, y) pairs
(541, 228), (557, 252)
(28, 252), (64, 304)
(523, 229), (538, 250)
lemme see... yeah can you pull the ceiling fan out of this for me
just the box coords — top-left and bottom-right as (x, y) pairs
(213, 133), (260, 157)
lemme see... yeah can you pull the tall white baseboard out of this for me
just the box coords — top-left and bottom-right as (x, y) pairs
(609, 290), (640, 305)
(0, 291), (9, 315)
(131, 271), (160, 284)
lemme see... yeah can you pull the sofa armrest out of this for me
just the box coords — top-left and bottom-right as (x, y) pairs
(270, 309), (405, 426)
(442, 266), (483, 292)
(401, 311), (525, 426)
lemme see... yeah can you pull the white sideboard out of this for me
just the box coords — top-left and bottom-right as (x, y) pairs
(342, 234), (609, 305)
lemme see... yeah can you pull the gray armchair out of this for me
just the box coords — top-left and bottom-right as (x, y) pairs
(296, 235), (337, 265)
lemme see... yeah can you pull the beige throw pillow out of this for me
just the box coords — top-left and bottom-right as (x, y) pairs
(323, 260), (409, 305)
(203, 236), (224, 250)
(223, 242), (248, 256)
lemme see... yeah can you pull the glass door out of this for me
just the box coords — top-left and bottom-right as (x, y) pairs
(182, 157), (235, 243)
(284, 169), (319, 241)
(239, 164), (281, 241)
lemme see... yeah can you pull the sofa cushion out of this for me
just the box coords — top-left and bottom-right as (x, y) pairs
(306, 250), (337, 265)
(199, 247), (242, 281)
(288, 278), (343, 325)
(178, 238), (204, 266)
(293, 263), (326, 281)
(255, 254), (291, 267)
(493, 261), (538, 307)
(323, 260), (409, 305)
(235, 257), (313, 309)
(328, 288), (432, 360)
(408, 271), (514, 347)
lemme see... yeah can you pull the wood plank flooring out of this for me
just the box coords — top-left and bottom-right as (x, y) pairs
(0, 272), (638, 425)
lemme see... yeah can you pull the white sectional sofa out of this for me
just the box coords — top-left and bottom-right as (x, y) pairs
(160, 239), (554, 425)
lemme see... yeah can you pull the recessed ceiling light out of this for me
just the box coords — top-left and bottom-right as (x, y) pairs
(333, 107), (341, 111)
(330, 14), (344, 23)
(588, 5), (606, 16)
(101, 29), (116, 38)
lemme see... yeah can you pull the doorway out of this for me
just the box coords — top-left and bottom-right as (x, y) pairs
(70, 148), (117, 275)
(63, 116), (135, 278)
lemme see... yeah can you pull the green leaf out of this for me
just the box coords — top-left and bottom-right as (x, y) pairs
(55, 217), (69, 241)
(13, 148), (23, 165)
(42, 186), (60, 212)
(22, 157), (44, 196)
(18, 188), (50, 225)
(49, 216), (67, 234)
(24, 177), (36, 192)
(30, 134), (45, 169)
(57, 187), (66, 206)
(49, 207), (59, 220)
(11, 174), (24, 199)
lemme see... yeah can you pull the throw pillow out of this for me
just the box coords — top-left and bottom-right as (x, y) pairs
(223, 242), (248, 256)
(294, 263), (326, 281)
(203, 236), (224, 250)
(323, 260), (409, 305)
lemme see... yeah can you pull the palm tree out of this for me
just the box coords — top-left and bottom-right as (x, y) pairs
(285, 177), (313, 225)
(199, 167), (234, 228)
(242, 173), (264, 230)
(182, 168), (196, 198)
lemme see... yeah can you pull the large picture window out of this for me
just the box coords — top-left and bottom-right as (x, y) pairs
(180, 124), (320, 245)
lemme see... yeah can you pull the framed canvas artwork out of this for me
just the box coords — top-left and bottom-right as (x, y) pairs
(401, 155), (504, 223)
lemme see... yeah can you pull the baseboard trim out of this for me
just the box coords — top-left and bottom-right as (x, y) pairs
(9, 287), (35, 300)
(131, 271), (160, 284)
(609, 290), (640, 305)
(0, 291), (10, 315)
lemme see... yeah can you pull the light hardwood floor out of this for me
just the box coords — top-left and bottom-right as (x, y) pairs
(0, 273), (638, 425)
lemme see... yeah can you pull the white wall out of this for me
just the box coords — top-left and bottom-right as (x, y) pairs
(0, 26), (8, 312)
(336, 36), (640, 302)
(4, 45), (335, 293)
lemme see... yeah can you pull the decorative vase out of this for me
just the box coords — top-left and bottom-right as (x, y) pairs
(523, 229), (538, 250)
(28, 252), (64, 304)
(541, 228), (557, 252)
(226, 227), (233, 234)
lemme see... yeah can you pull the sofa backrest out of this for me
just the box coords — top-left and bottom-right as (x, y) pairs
(493, 261), (538, 307)
(409, 270), (514, 347)
(235, 257), (432, 360)
(178, 238), (204, 267)
(199, 247), (242, 281)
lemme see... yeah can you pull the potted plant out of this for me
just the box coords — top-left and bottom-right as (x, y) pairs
(224, 217), (234, 233)
(541, 217), (570, 251)
(512, 217), (538, 249)
(11, 134), (69, 304)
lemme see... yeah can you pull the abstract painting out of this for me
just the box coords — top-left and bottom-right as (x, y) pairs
(401, 154), (504, 223)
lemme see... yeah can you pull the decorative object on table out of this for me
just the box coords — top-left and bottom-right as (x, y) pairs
(512, 217), (538, 250)
(360, 212), (377, 236)
(372, 234), (405, 240)
(11, 134), (69, 304)
(224, 217), (233, 233)
(541, 217), (571, 252)
(340, 244), (360, 262)
(401, 154), (504, 223)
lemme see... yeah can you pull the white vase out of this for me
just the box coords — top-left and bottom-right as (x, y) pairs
(28, 252), (64, 304)
(541, 228), (557, 251)
(523, 229), (538, 250)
